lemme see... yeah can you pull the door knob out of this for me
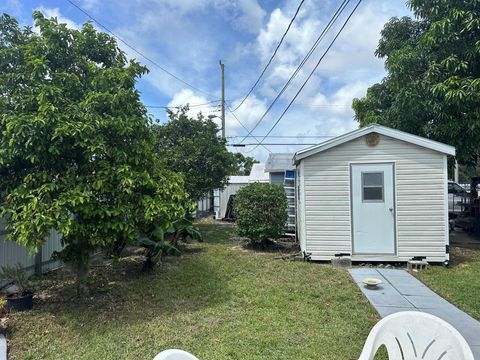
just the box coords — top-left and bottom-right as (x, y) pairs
(389, 208), (394, 212)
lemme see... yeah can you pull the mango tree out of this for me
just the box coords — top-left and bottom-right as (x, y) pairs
(352, 1), (480, 165)
(154, 107), (236, 201)
(0, 12), (188, 291)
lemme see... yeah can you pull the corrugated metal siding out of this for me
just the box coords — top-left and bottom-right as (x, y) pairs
(195, 192), (213, 217)
(0, 219), (64, 285)
(302, 134), (447, 262)
(0, 236), (35, 270)
(41, 230), (63, 272)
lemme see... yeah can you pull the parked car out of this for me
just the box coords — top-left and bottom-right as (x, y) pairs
(448, 181), (468, 214)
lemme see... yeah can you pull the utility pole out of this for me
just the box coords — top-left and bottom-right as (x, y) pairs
(219, 60), (225, 138)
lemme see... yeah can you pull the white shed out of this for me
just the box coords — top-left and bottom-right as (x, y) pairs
(213, 176), (250, 219)
(294, 124), (455, 263)
(213, 165), (270, 219)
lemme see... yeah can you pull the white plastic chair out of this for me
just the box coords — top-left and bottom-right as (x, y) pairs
(358, 311), (474, 360)
(153, 349), (199, 360)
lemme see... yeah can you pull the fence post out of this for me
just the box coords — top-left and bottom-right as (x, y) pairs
(34, 245), (43, 276)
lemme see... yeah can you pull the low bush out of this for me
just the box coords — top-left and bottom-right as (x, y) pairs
(0, 264), (30, 296)
(235, 183), (288, 245)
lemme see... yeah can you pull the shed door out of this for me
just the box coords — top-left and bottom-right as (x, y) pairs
(351, 163), (395, 255)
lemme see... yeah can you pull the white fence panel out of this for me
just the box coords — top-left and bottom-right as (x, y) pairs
(41, 230), (64, 272)
(0, 231), (35, 270)
(194, 192), (213, 217)
(0, 219), (64, 286)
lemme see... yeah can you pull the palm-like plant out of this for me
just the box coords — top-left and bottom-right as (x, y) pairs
(137, 218), (203, 271)
(137, 225), (180, 272)
(169, 218), (203, 247)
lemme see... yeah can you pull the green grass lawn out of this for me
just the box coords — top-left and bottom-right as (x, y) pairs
(417, 244), (480, 320)
(7, 222), (381, 360)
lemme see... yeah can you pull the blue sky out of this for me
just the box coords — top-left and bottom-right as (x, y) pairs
(1, 0), (411, 160)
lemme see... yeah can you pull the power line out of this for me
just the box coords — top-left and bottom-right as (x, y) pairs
(230, 143), (319, 146)
(231, 0), (306, 112)
(238, 0), (351, 145)
(226, 107), (272, 153)
(299, 104), (350, 108)
(65, 0), (216, 99)
(227, 135), (333, 139)
(145, 100), (220, 109)
(248, 0), (363, 153)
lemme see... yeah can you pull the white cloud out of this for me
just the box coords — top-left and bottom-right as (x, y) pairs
(255, 2), (391, 89)
(231, 0), (266, 34)
(151, 0), (207, 14)
(230, 0), (411, 162)
(166, 89), (268, 138)
(0, 0), (22, 17)
(167, 88), (219, 120)
(146, 0), (265, 34)
(256, 7), (319, 65)
(112, 8), (220, 96)
(80, 0), (101, 11)
(167, 88), (211, 109)
(227, 95), (268, 133)
(24, 0), (410, 163)
(36, 7), (80, 30)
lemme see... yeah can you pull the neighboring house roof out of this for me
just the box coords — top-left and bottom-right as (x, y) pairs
(294, 124), (456, 162)
(248, 163), (269, 183)
(265, 153), (295, 172)
(228, 176), (250, 184)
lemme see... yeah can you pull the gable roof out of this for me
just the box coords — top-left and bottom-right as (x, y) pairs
(265, 153), (295, 172)
(248, 163), (269, 183)
(228, 176), (250, 184)
(294, 124), (455, 163)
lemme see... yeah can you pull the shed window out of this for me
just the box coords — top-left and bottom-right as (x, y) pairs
(362, 172), (384, 202)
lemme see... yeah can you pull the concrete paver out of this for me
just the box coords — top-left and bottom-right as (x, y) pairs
(349, 268), (480, 359)
(0, 334), (6, 360)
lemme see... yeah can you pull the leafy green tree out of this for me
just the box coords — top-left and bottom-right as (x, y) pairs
(0, 12), (188, 289)
(352, 1), (480, 165)
(230, 153), (259, 176)
(154, 107), (235, 201)
(235, 183), (287, 246)
(458, 161), (480, 183)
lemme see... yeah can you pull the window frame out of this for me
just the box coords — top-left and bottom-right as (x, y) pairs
(361, 171), (384, 203)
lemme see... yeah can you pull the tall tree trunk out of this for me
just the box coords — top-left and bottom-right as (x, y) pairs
(142, 252), (154, 272)
(75, 260), (90, 296)
(170, 230), (181, 247)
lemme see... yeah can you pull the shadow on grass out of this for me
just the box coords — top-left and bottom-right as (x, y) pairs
(9, 244), (230, 343)
(7, 222), (382, 360)
(175, 245), (205, 255)
(241, 239), (300, 254)
(197, 222), (239, 245)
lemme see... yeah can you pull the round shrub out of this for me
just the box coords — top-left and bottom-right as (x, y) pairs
(234, 182), (288, 245)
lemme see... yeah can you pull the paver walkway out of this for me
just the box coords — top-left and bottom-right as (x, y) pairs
(0, 334), (6, 360)
(349, 268), (480, 359)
